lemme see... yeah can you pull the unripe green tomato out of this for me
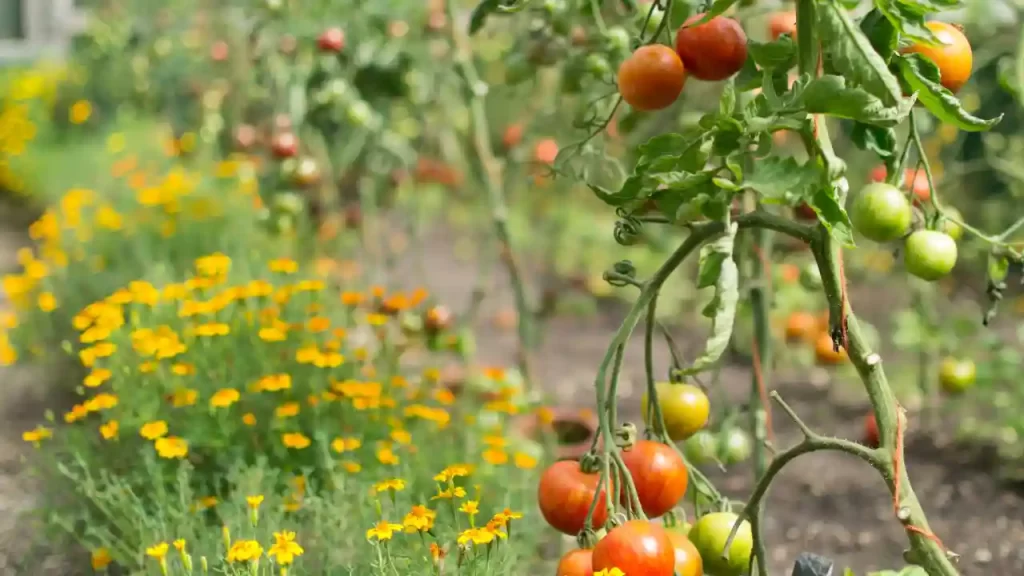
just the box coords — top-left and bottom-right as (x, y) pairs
(504, 54), (535, 85)
(637, 7), (665, 36)
(904, 230), (958, 281)
(720, 428), (752, 465)
(689, 512), (753, 576)
(585, 53), (612, 79)
(604, 27), (632, 55)
(850, 182), (912, 243)
(939, 357), (976, 394)
(800, 262), (823, 291)
(683, 430), (718, 465)
(273, 192), (305, 216)
(940, 207), (964, 242)
(278, 158), (297, 180)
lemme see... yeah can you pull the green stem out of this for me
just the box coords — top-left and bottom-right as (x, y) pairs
(745, 197), (772, 480)
(912, 282), (940, 431)
(447, 0), (536, 387)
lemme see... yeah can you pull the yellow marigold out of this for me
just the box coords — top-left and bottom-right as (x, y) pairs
(366, 521), (403, 542)
(269, 258), (298, 274)
(140, 420), (168, 440)
(64, 403), (89, 423)
(490, 508), (523, 526)
(482, 448), (509, 465)
(282, 432), (311, 449)
(459, 500), (479, 517)
(246, 495), (263, 509)
(146, 542), (169, 560)
(37, 292), (57, 312)
(255, 373), (291, 392)
(195, 322), (230, 336)
(21, 426), (52, 444)
(173, 539), (186, 552)
(457, 527), (497, 546)
(267, 531), (304, 566)
(210, 388), (240, 408)
(69, 100), (92, 124)
(373, 479), (406, 493)
(275, 402), (300, 418)
(155, 436), (188, 459)
(91, 547), (112, 570)
(331, 436), (361, 453)
(306, 316), (330, 333)
(226, 539), (263, 563)
(99, 420), (119, 440)
(434, 464), (473, 483)
(403, 505), (437, 533)
(170, 388), (198, 407)
(390, 429), (412, 445)
(242, 413), (257, 426)
(84, 393), (118, 411)
(431, 486), (467, 501)
(376, 446), (399, 465)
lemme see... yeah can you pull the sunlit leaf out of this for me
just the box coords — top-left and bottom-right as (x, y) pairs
(817, 0), (903, 106)
(896, 54), (1003, 131)
(801, 75), (915, 127)
(677, 222), (739, 376)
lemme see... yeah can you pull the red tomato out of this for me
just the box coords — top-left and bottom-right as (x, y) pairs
(795, 203), (817, 220)
(901, 21), (972, 93)
(620, 440), (688, 518)
(869, 165), (930, 205)
(674, 15), (748, 81)
(863, 412), (879, 448)
(537, 460), (608, 535)
(503, 123), (524, 149)
(617, 44), (687, 111)
(210, 41), (229, 62)
(556, 548), (594, 576)
(270, 132), (298, 159)
(317, 27), (345, 53)
(666, 529), (704, 576)
(535, 139), (559, 164)
(592, 520), (676, 576)
(768, 11), (797, 41)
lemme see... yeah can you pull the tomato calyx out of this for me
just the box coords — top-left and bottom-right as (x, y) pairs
(614, 422), (638, 450)
(578, 452), (603, 475)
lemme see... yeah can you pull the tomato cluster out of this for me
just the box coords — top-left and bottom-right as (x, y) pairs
(616, 14), (748, 111)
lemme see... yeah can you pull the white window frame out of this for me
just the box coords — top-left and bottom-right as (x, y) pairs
(0, 0), (87, 62)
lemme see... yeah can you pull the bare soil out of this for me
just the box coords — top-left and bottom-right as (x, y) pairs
(1, 205), (1022, 575)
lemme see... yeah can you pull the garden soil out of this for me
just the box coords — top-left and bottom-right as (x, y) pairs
(0, 207), (1022, 575)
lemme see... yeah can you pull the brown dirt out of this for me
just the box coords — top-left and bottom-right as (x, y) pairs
(1, 205), (1022, 575)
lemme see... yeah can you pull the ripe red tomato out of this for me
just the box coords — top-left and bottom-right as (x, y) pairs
(317, 27), (346, 53)
(674, 15), (748, 81)
(863, 412), (879, 448)
(784, 311), (818, 342)
(768, 11), (797, 41)
(503, 123), (524, 149)
(617, 45), (687, 111)
(210, 40), (229, 62)
(901, 21), (972, 93)
(641, 382), (709, 441)
(620, 440), (688, 518)
(270, 132), (298, 159)
(234, 124), (257, 150)
(814, 331), (847, 365)
(537, 460), (608, 535)
(665, 529), (704, 576)
(556, 548), (594, 576)
(904, 229), (958, 281)
(592, 520), (676, 576)
(535, 139), (559, 164)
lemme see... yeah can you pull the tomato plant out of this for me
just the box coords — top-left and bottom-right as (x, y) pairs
(617, 45), (687, 111)
(901, 22), (973, 94)
(851, 182), (913, 243)
(769, 11), (797, 42)
(621, 440), (689, 518)
(592, 520), (676, 576)
(864, 412), (880, 449)
(538, 460), (608, 535)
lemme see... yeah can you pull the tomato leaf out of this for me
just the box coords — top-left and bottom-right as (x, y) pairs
(646, 170), (712, 191)
(801, 75), (915, 127)
(850, 122), (897, 157)
(873, 0), (941, 45)
(740, 156), (820, 201)
(668, 0), (693, 30)
(588, 176), (642, 207)
(747, 36), (797, 71)
(810, 183), (856, 247)
(817, 0), (903, 107)
(859, 8), (899, 62)
(720, 78), (737, 117)
(677, 222), (738, 376)
(896, 54), (1003, 131)
(684, 0), (740, 27)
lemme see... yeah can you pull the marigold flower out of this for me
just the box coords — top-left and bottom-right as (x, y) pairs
(282, 432), (311, 449)
(21, 426), (52, 444)
(275, 402), (300, 418)
(366, 521), (403, 542)
(373, 479), (406, 493)
(513, 452), (538, 470)
(140, 420), (168, 440)
(247, 495), (264, 509)
(457, 527), (496, 546)
(226, 539), (263, 563)
(211, 388), (240, 408)
(434, 464), (472, 482)
(482, 448), (509, 465)
(155, 436), (188, 459)
(146, 542), (169, 560)
(403, 505), (437, 533)
(242, 412), (257, 426)
(83, 368), (112, 388)
(267, 531), (304, 565)
(431, 486), (467, 500)
(91, 547), (112, 570)
(99, 420), (119, 440)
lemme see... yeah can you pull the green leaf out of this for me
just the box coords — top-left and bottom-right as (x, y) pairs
(741, 156), (820, 200)
(685, 0), (740, 27)
(817, 0), (903, 106)
(468, 0), (500, 34)
(747, 36), (797, 71)
(588, 179), (640, 207)
(712, 177), (740, 191)
(646, 170), (712, 191)
(720, 79), (737, 117)
(678, 223), (739, 376)
(896, 54), (1003, 131)
(810, 184), (855, 247)
(873, 1), (938, 45)
(668, 0), (693, 30)
(801, 75), (914, 127)
(850, 122), (897, 157)
(859, 8), (899, 62)
(639, 133), (690, 160)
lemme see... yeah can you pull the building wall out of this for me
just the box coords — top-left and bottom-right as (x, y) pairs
(0, 0), (87, 63)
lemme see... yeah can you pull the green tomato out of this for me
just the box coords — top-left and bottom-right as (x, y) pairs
(799, 262), (823, 291)
(584, 53), (612, 80)
(850, 182), (913, 243)
(939, 357), (976, 394)
(904, 230), (958, 281)
(604, 27), (632, 55)
(683, 430), (718, 465)
(720, 428), (752, 465)
(689, 512), (753, 576)
(940, 207), (964, 242)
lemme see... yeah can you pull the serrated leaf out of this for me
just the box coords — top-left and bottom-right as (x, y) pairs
(720, 79), (737, 116)
(468, 0), (500, 34)
(810, 185), (855, 247)
(588, 174), (643, 206)
(859, 8), (899, 62)
(896, 54), (1003, 131)
(639, 133), (690, 160)
(874, 1), (942, 44)
(801, 75), (915, 127)
(647, 170), (712, 191)
(741, 156), (820, 200)
(678, 223), (739, 376)
(748, 36), (797, 70)
(817, 0), (903, 106)
(685, 0), (740, 27)
(850, 122), (897, 157)
(668, 0), (693, 31)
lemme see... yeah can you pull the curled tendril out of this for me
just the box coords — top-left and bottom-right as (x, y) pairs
(613, 210), (643, 246)
(612, 259), (637, 278)
(615, 423), (638, 450)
